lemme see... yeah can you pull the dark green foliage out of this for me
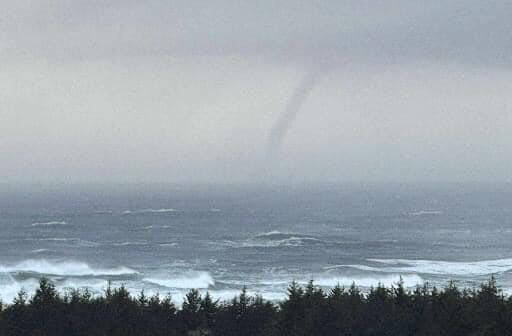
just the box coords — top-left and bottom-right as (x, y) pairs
(1, 277), (512, 335)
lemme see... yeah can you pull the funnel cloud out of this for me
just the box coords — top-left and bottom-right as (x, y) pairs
(267, 70), (324, 156)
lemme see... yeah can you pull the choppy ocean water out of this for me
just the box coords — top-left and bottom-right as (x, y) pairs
(1, 183), (511, 303)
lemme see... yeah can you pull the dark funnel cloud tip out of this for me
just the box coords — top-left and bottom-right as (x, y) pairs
(266, 70), (325, 157)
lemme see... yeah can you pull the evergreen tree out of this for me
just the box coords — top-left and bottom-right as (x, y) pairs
(200, 291), (218, 331)
(278, 281), (306, 336)
(0, 277), (511, 336)
(180, 288), (203, 334)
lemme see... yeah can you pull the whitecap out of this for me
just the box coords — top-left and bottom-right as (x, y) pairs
(234, 231), (324, 248)
(0, 259), (138, 277)
(113, 241), (148, 246)
(143, 272), (214, 289)
(24, 237), (100, 247)
(346, 258), (512, 276)
(93, 210), (113, 214)
(59, 278), (109, 293)
(24, 237), (69, 241)
(31, 221), (67, 227)
(311, 274), (424, 288)
(30, 249), (52, 254)
(0, 276), (40, 303)
(197, 289), (286, 303)
(253, 231), (299, 240)
(158, 242), (178, 247)
(122, 208), (177, 215)
(251, 238), (322, 248)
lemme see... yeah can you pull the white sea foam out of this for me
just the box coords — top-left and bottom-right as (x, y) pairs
(254, 231), (318, 240)
(311, 274), (424, 288)
(136, 289), (287, 307)
(76, 239), (101, 247)
(257, 279), (290, 286)
(24, 238), (100, 247)
(230, 231), (325, 248)
(0, 259), (138, 276)
(160, 225), (172, 229)
(0, 277), (110, 303)
(30, 249), (52, 254)
(0, 277), (40, 303)
(158, 242), (178, 247)
(267, 237), (323, 247)
(254, 231), (290, 239)
(122, 208), (177, 215)
(25, 238), (69, 241)
(113, 241), (148, 246)
(31, 221), (67, 227)
(221, 236), (324, 249)
(59, 278), (109, 293)
(345, 258), (512, 276)
(143, 272), (214, 289)
(198, 289), (286, 303)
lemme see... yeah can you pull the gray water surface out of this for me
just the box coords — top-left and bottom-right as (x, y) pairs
(1, 183), (511, 303)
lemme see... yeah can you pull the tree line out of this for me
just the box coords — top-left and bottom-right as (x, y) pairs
(0, 277), (511, 335)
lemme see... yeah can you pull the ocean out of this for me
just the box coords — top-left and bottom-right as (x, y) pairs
(1, 183), (511, 304)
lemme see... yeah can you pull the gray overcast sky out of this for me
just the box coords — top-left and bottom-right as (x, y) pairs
(1, 1), (511, 184)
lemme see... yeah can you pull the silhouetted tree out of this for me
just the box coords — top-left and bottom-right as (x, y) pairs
(1, 277), (512, 336)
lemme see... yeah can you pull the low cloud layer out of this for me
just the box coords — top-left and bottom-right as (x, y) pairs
(1, 1), (511, 183)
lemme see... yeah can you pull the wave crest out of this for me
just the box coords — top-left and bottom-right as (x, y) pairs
(313, 274), (424, 288)
(237, 231), (324, 247)
(253, 231), (315, 241)
(112, 241), (148, 247)
(345, 258), (512, 276)
(31, 221), (67, 227)
(0, 259), (138, 277)
(122, 208), (177, 215)
(143, 272), (214, 289)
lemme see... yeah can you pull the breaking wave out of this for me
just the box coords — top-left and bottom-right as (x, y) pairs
(31, 221), (67, 227)
(158, 242), (178, 247)
(25, 237), (101, 247)
(253, 231), (316, 241)
(59, 278), (109, 292)
(0, 275), (40, 303)
(24, 238), (100, 247)
(143, 272), (214, 289)
(235, 231), (325, 248)
(312, 274), (424, 288)
(345, 258), (512, 276)
(122, 208), (177, 215)
(193, 289), (286, 303)
(0, 259), (138, 277)
(0, 276), (111, 304)
(30, 249), (52, 254)
(112, 241), (148, 247)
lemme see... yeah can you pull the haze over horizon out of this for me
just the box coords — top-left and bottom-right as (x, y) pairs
(2, 1), (511, 184)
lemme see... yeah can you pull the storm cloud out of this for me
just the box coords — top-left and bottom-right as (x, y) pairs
(1, 1), (511, 183)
